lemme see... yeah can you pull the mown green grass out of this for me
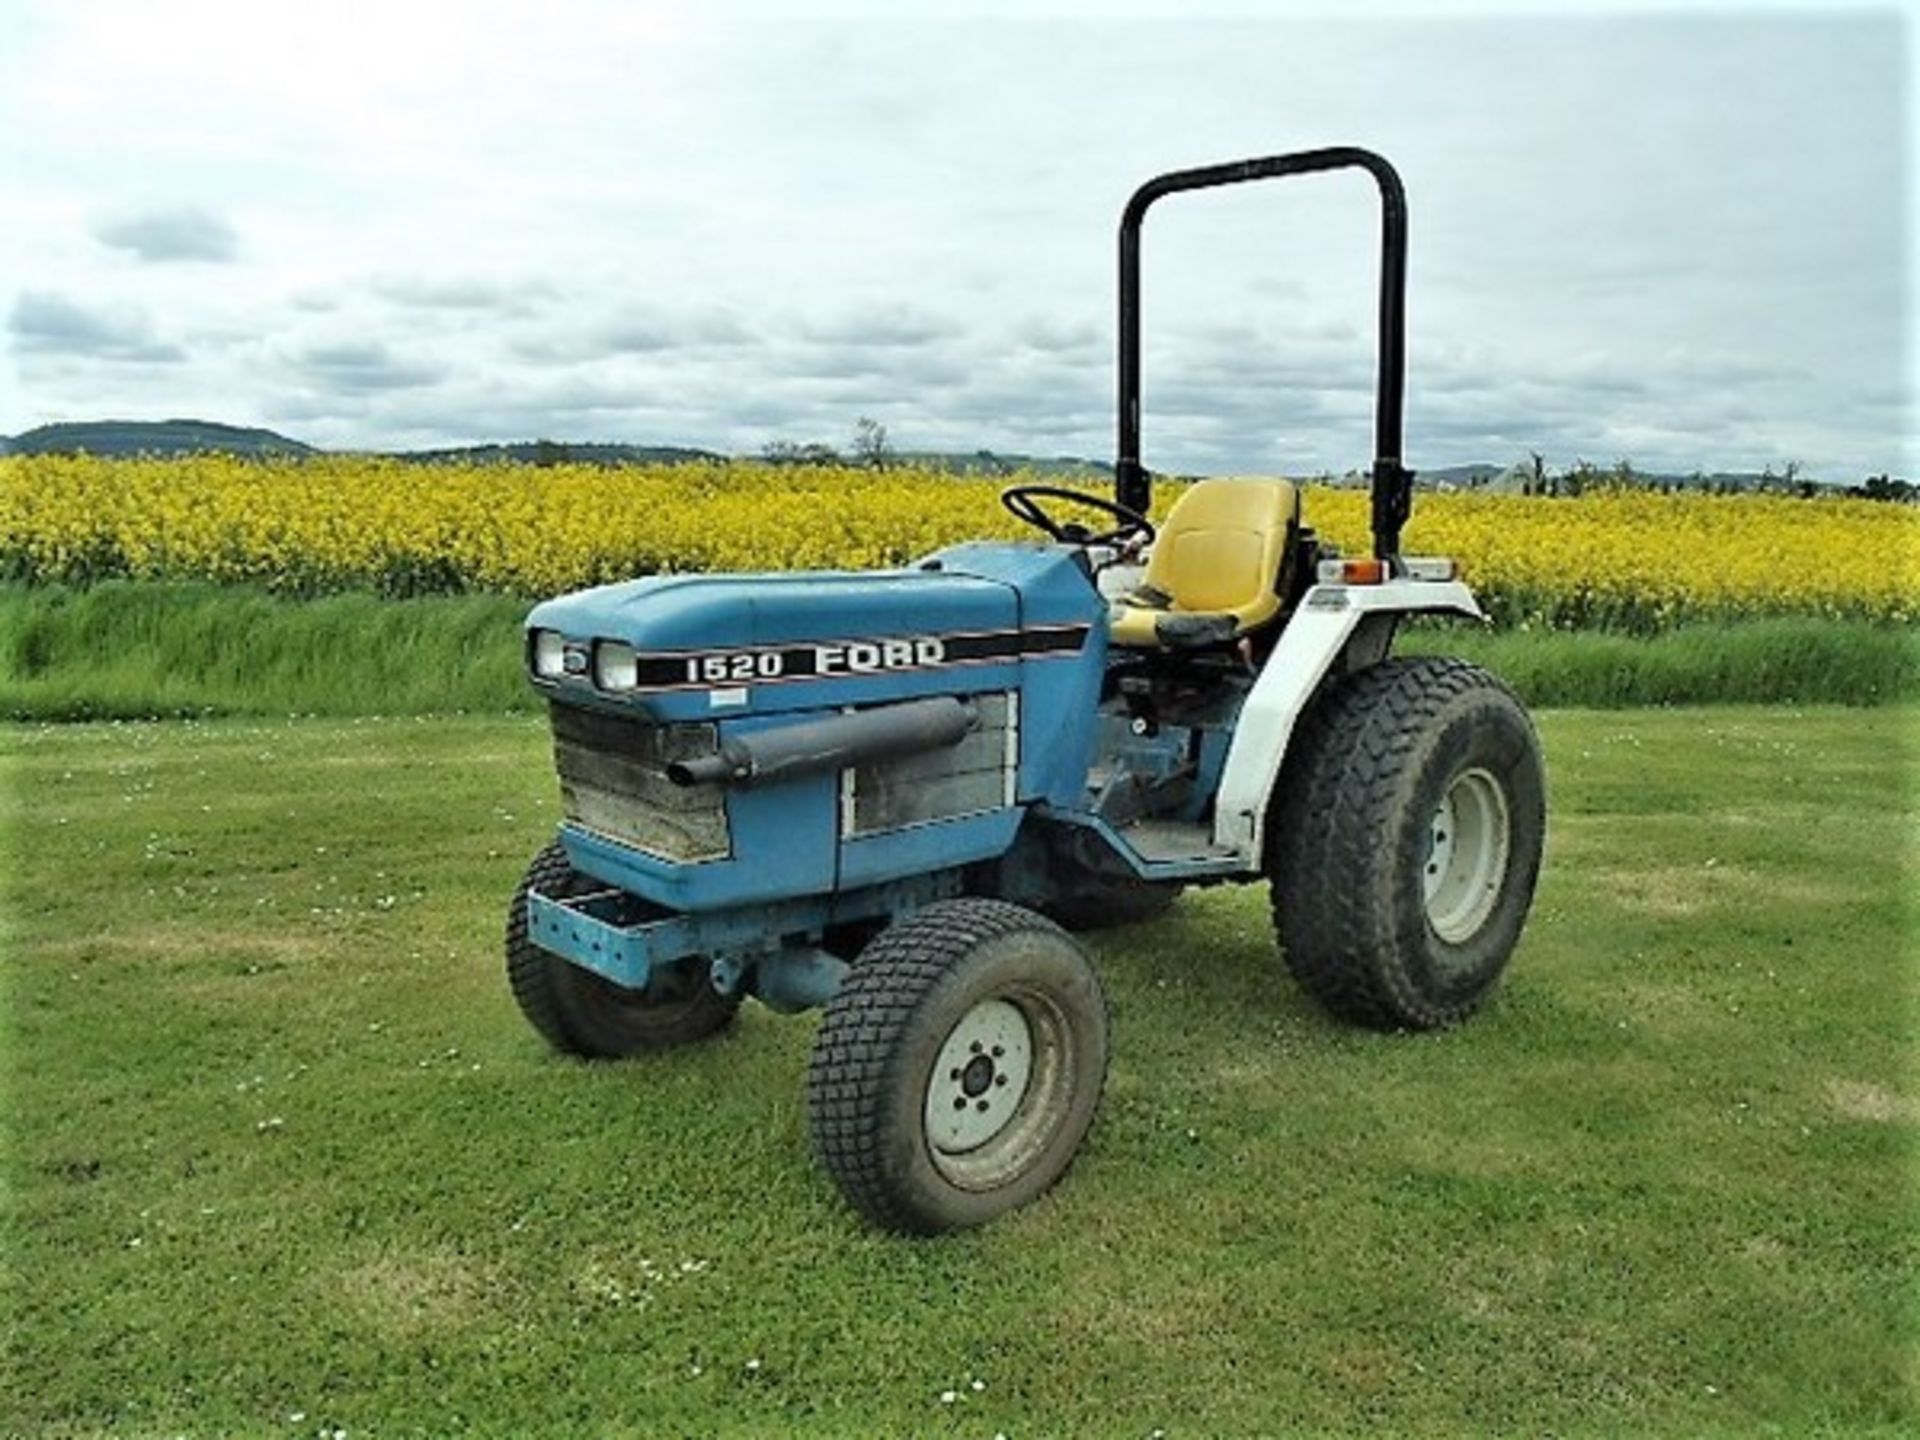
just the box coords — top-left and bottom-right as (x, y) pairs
(3, 707), (1914, 1436)
(0, 582), (529, 720)
(3, 581), (1917, 720)
(1396, 615), (1920, 706)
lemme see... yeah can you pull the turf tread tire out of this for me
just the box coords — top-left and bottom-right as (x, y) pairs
(1268, 657), (1544, 1030)
(1038, 878), (1182, 932)
(807, 898), (1107, 1234)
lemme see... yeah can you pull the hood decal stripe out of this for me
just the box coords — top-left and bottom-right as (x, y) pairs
(618, 624), (1091, 693)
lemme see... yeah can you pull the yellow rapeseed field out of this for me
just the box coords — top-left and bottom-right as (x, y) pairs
(1, 454), (1914, 629)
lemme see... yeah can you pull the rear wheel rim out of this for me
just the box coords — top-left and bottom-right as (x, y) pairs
(1423, 766), (1511, 944)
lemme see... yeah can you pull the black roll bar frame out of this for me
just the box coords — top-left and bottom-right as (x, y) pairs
(1116, 146), (1413, 560)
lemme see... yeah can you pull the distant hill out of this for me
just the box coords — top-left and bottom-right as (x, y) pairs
(1, 420), (1896, 499)
(6, 419), (314, 458)
(1422, 463), (1504, 488)
(390, 441), (726, 466)
(888, 450), (1114, 480)
(1321, 460), (1857, 496)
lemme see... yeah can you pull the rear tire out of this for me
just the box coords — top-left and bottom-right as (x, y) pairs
(1267, 657), (1545, 1030)
(807, 899), (1108, 1233)
(1037, 877), (1182, 932)
(505, 840), (740, 1057)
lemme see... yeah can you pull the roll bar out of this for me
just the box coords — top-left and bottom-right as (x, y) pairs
(1116, 146), (1413, 560)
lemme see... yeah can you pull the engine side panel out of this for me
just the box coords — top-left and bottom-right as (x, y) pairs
(537, 541), (1111, 913)
(548, 703), (728, 862)
(925, 542), (1109, 809)
(846, 692), (1015, 835)
(560, 703), (840, 910)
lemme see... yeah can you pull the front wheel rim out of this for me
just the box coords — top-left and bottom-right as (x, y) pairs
(922, 990), (1071, 1191)
(1423, 766), (1512, 944)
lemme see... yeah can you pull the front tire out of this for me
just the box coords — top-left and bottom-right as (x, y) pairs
(505, 841), (740, 1057)
(807, 899), (1108, 1233)
(1267, 657), (1545, 1030)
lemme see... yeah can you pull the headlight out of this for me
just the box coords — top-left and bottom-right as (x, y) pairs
(530, 628), (567, 679)
(595, 640), (639, 691)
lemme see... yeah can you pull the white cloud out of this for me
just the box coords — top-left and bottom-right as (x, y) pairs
(92, 205), (237, 262)
(9, 291), (184, 363)
(0, 3), (1908, 478)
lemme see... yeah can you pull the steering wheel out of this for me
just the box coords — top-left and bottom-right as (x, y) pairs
(1000, 484), (1156, 548)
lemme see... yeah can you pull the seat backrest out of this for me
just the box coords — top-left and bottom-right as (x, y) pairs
(1141, 478), (1300, 615)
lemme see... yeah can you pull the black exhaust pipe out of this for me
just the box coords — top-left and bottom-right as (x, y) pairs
(666, 695), (980, 789)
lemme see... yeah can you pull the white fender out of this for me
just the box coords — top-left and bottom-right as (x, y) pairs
(1211, 578), (1484, 864)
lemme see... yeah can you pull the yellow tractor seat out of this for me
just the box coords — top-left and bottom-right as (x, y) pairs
(1108, 478), (1301, 650)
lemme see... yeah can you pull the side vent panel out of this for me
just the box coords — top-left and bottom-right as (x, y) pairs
(847, 692), (1014, 836)
(549, 703), (731, 862)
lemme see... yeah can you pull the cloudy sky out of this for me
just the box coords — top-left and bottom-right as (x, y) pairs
(2, 0), (1910, 478)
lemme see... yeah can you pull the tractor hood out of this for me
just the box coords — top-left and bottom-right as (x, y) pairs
(526, 543), (1104, 721)
(530, 567), (1016, 655)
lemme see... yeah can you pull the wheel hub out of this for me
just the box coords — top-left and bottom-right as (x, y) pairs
(1423, 766), (1512, 945)
(925, 999), (1033, 1154)
(960, 1053), (996, 1097)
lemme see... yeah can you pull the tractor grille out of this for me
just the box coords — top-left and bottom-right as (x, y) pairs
(846, 691), (1016, 836)
(548, 702), (730, 862)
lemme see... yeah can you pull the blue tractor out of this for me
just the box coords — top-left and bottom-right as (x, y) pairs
(506, 149), (1546, 1232)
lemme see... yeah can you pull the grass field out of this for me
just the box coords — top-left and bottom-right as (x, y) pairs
(4, 581), (1917, 720)
(3, 706), (1915, 1437)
